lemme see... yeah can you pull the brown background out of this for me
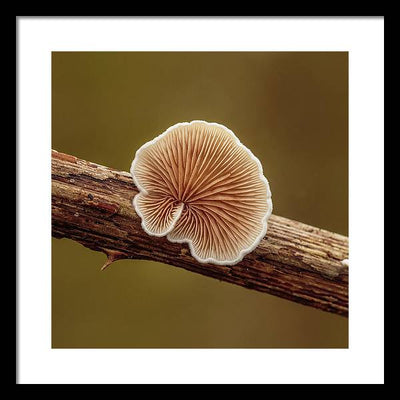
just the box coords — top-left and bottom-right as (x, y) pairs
(52, 52), (348, 348)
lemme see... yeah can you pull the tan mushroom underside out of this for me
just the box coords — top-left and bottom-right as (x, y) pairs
(131, 121), (272, 265)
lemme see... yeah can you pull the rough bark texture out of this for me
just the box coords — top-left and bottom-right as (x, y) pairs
(51, 150), (349, 317)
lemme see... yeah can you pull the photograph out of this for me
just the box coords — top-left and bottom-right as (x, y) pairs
(51, 51), (348, 349)
(17, 16), (384, 385)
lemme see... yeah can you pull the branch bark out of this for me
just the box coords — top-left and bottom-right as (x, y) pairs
(51, 150), (349, 317)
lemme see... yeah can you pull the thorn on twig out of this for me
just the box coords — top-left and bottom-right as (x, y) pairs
(101, 249), (126, 271)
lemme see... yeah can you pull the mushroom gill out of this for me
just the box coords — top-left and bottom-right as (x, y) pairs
(131, 120), (272, 265)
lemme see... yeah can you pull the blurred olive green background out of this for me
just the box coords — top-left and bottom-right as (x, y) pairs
(52, 52), (348, 348)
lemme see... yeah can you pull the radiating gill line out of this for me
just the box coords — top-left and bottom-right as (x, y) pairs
(138, 149), (179, 199)
(182, 134), (238, 202)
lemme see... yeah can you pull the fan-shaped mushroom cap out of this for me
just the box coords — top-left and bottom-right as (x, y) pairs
(130, 120), (272, 265)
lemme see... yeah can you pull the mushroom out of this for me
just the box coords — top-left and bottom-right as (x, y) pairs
(130, 120), (272, 265)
